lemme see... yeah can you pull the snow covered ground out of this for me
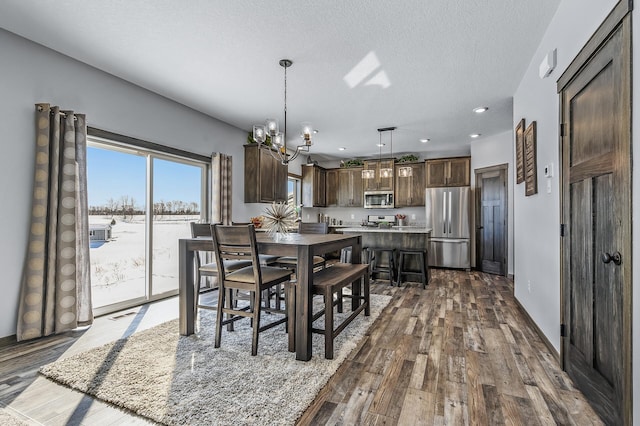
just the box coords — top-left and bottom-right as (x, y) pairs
(89, 214), (199, 308)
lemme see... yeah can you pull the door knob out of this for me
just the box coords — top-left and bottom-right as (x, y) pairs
(602, 251), (622, 265)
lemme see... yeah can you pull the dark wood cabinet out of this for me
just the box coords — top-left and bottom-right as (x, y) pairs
(326, 169), (339, 207)
(363, 159), (394, 191)
(244, 144), (288, 203)
(394, 162), (425, 206)
(302, 164), (326, 207)
(337, 167), (363, 207)
(425, 157), (470, 187)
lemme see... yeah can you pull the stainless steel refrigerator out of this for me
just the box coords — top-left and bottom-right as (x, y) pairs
(425, 187), (471, 269)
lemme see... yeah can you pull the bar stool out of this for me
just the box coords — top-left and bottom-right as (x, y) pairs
(368, 248), (396, 285)
(396, 249), (429, 289)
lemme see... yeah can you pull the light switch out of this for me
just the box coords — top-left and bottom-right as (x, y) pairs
(546, 180), (552, 194)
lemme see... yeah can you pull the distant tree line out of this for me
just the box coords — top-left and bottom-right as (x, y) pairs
(89, 195), (200, 219)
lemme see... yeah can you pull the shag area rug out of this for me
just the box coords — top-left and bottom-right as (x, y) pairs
(40, 294), (391, 425)
(0, 408), (30, 426)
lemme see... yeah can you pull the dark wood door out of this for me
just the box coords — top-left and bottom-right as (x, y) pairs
(559, 8), (631, 425)
(475, 166), (506, 275)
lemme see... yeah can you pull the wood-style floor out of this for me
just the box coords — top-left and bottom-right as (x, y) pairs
(0, 269), (602, 425)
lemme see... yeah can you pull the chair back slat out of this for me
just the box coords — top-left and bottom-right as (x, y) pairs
(190, 222), (212, 238)
(211, 224), (261, 284)
(299, 222), (329, 234)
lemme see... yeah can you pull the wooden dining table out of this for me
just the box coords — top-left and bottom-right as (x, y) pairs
(178, 232), (362, 361)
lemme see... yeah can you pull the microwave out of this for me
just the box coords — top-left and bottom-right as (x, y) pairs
(364, 191), (394, 209)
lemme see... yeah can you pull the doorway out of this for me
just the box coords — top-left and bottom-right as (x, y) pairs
(474, 164), (507, 275)
(558, 3), (632, 424)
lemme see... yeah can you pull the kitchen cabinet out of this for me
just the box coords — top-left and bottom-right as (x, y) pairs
(326, 169), (339, 207)
(244, 144), (288, 203)
(425, 157), (470, 187)
(302, 164), (326, 207)
(395, 162), (425, 206)
(363, 159), (394, 191)
(337, 167), (363, 207)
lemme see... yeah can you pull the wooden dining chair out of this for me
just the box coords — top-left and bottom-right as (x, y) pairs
(190, 222), (251, 314)
(274, 222), (329, 271)
(211, 224), (295, 355)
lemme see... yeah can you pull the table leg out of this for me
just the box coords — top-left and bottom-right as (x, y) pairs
(295, 246), (313, 361)
(179, 239), (195, 336)
(351, 236), (362, 311)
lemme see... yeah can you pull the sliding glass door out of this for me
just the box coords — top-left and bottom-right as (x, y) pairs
(87, 140), (207, 315)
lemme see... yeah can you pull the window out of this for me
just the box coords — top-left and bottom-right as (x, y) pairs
(288, 174), (301, 219)
(87, 132), (209, 315)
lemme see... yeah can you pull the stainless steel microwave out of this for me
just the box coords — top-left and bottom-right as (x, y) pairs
(363, 191), (394, 209)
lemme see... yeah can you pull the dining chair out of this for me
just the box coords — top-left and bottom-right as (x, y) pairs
(211, 224), (295, 355)
(232, 221), (280, 266)
(190, 222), (251, 314)
(274, 222), (328, 271)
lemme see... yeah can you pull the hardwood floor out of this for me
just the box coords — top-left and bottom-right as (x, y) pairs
(0, 270), (602, 425)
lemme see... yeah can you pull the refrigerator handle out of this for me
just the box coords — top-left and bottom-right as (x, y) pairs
(442, 191), (447, 234)
(448, 191), (452, 234)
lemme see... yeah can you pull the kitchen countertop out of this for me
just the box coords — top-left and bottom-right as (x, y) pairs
(339, 226), (432, 234)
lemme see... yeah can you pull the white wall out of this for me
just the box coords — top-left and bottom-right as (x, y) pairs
(0, 29), (254, 339)
(470, 130), (514, 275)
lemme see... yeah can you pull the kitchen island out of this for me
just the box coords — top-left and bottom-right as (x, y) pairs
(338, 226), (431, 284)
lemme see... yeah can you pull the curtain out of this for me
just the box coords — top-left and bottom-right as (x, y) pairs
(211, 153), (232, 225)
(17, 104), (93, 341)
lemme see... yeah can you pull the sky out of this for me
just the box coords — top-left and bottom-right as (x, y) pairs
(87, 146), (203, 210)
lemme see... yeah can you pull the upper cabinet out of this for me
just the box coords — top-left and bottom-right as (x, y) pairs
(363, 159), (394, 191)
(338, 167), (364, 207)
(394, 162), (425, 206)
(244, 144), (288, 203)
(302, 164), (326, 207)
(425, 156), (470, 187)
(325, 169), (339, 207)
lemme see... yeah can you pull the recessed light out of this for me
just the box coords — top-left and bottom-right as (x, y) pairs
(473, 107), (489, 114)
(419, 138), (430, 143)
(338, 147), (346, 151)
(377, 143), (385, 147)
(470, 133), (481, 138)
(313, 129), (319, 134)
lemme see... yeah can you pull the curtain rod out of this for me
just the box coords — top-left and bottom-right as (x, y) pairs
(36, 104), (78, 120)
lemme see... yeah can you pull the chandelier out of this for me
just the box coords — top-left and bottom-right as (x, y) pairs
(252, 59), (313, 165)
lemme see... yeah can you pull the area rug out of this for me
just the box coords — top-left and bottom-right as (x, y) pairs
(40, 294), (391, 425)
(0, 408), (31, 426)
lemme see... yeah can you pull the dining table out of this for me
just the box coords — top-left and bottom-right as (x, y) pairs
(178, 231), (362, 361)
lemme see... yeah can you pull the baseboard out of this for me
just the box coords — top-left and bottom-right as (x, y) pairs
(513, 297), (560, 363)
(0, 334), (17, 348)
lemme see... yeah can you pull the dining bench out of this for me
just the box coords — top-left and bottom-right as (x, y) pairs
(310, 262), (370, 359)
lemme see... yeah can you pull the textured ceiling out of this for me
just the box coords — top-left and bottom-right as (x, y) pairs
(0, 0), (560, 160)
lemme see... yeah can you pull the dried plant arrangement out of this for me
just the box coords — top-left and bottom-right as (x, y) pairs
(262, 202), (296, 235)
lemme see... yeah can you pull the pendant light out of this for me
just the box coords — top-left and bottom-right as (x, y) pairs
(252, 59), (314, 165)
(378, 127), (396, 178)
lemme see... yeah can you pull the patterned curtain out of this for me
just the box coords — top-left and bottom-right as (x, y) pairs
(211, 153), (232, 225)
(17, 104), (93, 341)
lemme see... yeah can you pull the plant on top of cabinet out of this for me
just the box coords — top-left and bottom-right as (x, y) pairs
(397, 154), (419, 163)
(340, 158), (364, 168)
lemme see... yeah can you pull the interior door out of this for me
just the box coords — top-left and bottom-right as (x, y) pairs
(475, 166), (506, 275)
(559, 8), (631, 425)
